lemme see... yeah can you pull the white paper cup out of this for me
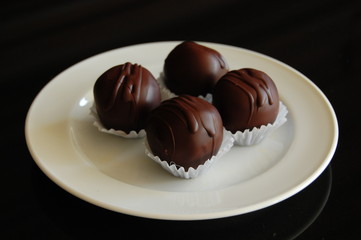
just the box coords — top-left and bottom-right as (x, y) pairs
(144, 128), (234, 179)
(89, 103), (146, 138)
(231, 101), (288, 146)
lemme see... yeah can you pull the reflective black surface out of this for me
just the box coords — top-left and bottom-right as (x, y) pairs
(29, 164), (332, 239)
(3, 0), (360, 239)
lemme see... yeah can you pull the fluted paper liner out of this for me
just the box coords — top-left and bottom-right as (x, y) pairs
(231, 101), (288, 146)
(145, 128), (234, 179)
(90, 103), (146, 138)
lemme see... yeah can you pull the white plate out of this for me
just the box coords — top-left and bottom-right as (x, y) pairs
(25, 41), (338, 220)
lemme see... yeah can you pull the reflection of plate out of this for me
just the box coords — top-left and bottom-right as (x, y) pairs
(25, 41), (338, 220)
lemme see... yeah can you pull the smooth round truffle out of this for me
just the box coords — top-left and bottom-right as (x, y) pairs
(213, 68), (279, 133)
(93, 62), (161, 133)
(145, 95), (223, 170)
(163, 41), (229, 97)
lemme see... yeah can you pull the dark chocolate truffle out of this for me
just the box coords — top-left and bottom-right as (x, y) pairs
(145, 95), (223, 170)
(93, 62), (161, 133)
(163, 41), (228, 97)
(213, 68), (279, 133)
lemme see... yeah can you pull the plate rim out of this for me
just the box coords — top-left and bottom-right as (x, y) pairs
(25, 41), (339, 220)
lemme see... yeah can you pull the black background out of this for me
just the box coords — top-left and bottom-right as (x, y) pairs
(2, 0), (360, 239)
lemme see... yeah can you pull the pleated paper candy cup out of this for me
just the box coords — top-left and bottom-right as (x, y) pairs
(144, 129), (234, 179)
(231, 101), (288, 146)
(89, 103), (146, 138)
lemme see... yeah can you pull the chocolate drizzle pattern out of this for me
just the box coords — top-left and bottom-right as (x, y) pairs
(114, 63), (142, 107)
(213, 68), (279, 132)
(93, 62), (161, 132)
(223, 69), (276, 124)
(145, 95), (223, 170)
(162, 96), (217, 136)
(103, 63), (142, 115)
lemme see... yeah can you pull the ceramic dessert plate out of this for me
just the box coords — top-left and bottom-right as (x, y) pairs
(25, 41), (338, 220)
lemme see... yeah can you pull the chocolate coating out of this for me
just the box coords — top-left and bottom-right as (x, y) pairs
(93, 62), (161, 133)
(145, 95), (223, 170)
(213, 68), (279, 133)
(163, 41), (228, 97)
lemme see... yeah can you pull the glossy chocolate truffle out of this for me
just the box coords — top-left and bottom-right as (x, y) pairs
(93, 62), (161, 133)
(163, 41), (228, 97)
(213, 68), (279, 133)
(145, 95), (223, 170)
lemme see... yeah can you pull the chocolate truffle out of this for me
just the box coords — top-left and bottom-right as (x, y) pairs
(163, 41), (229, 97)
(213, 68), (279, 133)
(93, 62), (161, 133)
(145, 95), (223, 170)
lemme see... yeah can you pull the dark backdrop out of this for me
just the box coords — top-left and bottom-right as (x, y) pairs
(2, 0), (360, 239)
